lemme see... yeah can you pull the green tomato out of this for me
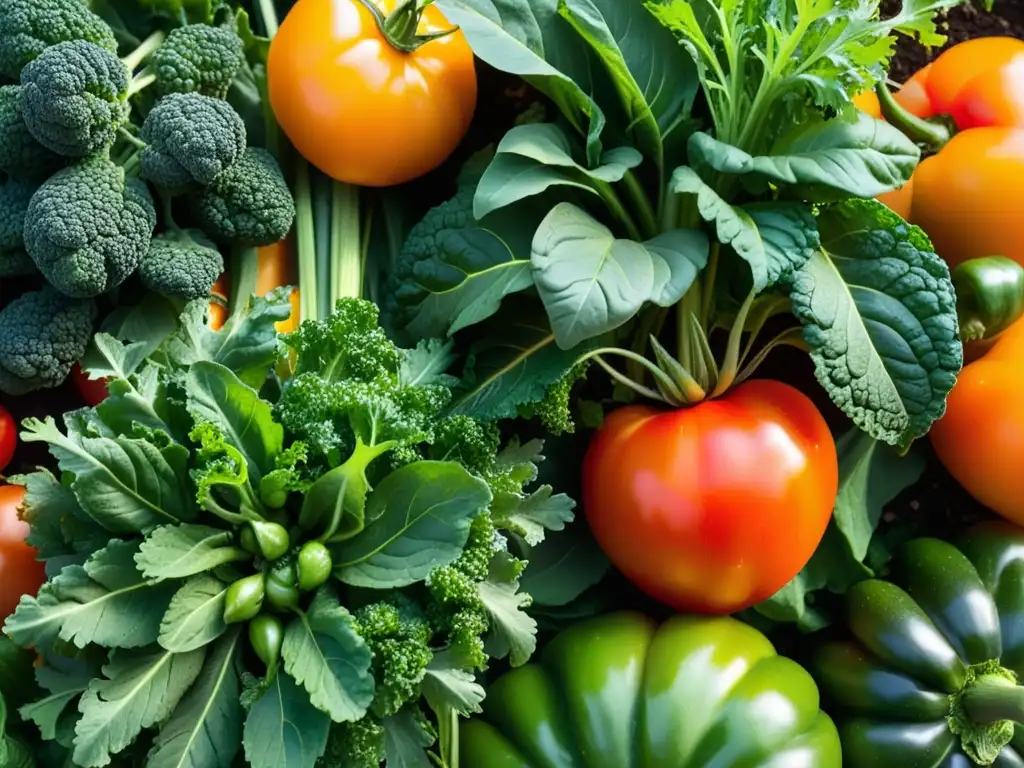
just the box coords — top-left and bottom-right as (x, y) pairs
(223, 574), (266, 624)
(265, 562), (300, 613)
(297, 541), (332, 592)
(248, 614), (284, 672)
(953, 256), (1024, 342)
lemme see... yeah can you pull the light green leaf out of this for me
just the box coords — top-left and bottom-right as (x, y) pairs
(382, 710), (434, 768)
(136, 524), (245, 580)
(3, 540), (176, 650)
(475, 123), (642, 218)
(281, 590), (375, 723)
(19, 666), (90, 741)
(80, 334), (150, 381)
(669, 166), (818, 290)
(787, 199), (962, 446)
(399, 340), (459, 389)
(334, 462), (492, 589)
(687, 112), (920, 200)
(243, 671), (330, 768)
(73, 648), (206, 767)
(421, 650), (485, 716)
(532, 202), (707, 348)
(20, 417), (194, 533)
(479, 553), (537, 667)
(158, 574), (229, 653)
(520, 523), (611, 607)
(186, 361), (284, 482)
(148, 629), (243, 768)
(492, 486), (575, 546)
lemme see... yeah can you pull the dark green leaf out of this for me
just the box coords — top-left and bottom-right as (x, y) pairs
(136, 525), (244, 580)
(243, 671), (330, 768)
(157, 574), (230, 653)
(19, 666), (90, 741)
(491, 486), (575, 546)
(382, 710), (434, 768)
(519, 524), (611, 607)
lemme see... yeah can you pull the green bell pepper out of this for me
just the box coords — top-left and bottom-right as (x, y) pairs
(812, 522), (1024, 767)
(461, 611), (840, 767)
(953, 257), (1024, 343)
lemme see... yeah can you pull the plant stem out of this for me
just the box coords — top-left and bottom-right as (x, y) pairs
(295, 159), (318, 324)
(229, 247), (261, 318)
(700, 242), (721, 327)
(875, 81), (952, 150)
(621, 170), (658, 239)
(594, 181), (643, 242)
(257, 0), (280, 37)
(963, 676), (1024, 725)
(118, 127), (146, 150)
(330, 182), (363, 304)
(122, 30), (166, 73)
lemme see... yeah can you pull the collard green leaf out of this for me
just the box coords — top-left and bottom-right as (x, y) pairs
(381, 710), (434, 768)
(98, 293), (180, 356)
(669, 166), (818, 290)
(519, 523), (611, 607)
(242, 671), (330, 768)
(787, 199), (962, 446)
(186, 362), (284, 482)
(421, 650), (485, 717)
(280, 590), (375, 723)
(3, 540), (176, 650)
(147, 629), (243, 768)
(687, 112), (919, 200)
(73, 647), (206, 768)
(136, 525), (245, 580)
(157, 574), (229, 653)
(479, 553), (537, 667)
(20, 417), (194, 534)
(334, 462), (492, 589)
(532, 202), (707, 348)
(474, 123), (642, 218)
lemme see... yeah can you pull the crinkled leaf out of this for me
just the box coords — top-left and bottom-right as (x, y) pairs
(19, 665), (90, 742)
(13, 470), (107, 567)
(334, 462), (492, 589)
(421, 650), (485, 716)
(280, 590), (375, 723)
(3, 540), (176, 650)
(73, 647), (206, 768)
(787, 199), (962, 446)
(157, 574), (229, 653)
(478, 553), (537, 667)
(136, 524), (244, 580)
(243, 670), (330, 768)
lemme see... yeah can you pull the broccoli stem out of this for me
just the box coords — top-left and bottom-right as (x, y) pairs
(122, 30), (166, 73)
(295, 159), (318, 324)
(229, 246), (261, 318)
(330, 182), (362, 307)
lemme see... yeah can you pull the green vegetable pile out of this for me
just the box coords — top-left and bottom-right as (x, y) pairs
(0, 0), (293, 396)
(2, 289), (574, 768)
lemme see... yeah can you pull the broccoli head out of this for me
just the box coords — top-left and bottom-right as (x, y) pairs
(24, 156), (157, 298)
(355, 599), (433, 718)
(0, 285), (97, 395)
(19, 40), (130, 158)
(0, 0), (117, 81)
(0, 85), (69, 182)
(193, 147), (295, 246)
(139, 92), (246, 188)
(138, 228), (224, 300)
(150, 23), (245, 99)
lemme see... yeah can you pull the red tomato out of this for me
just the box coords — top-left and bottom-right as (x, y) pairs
(0, 485), (45, 620)
(583, 380), (838, 615)
(950, 53), (1024, 130)
(71, 363), (109, 407)
(0, 404), (14, 474)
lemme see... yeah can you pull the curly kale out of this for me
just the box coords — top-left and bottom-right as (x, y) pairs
(355, 599), (433, 718)
(319, 719), (386, 768)
(0, 0), (117, 81)
(19, 40), (130, 158)
(150, 23), (245, 99)
(429, 415), (502, 478)
(138, 228), (224, 300)
(24, 156), (157, 297)
(518, 360), (591, 435)
(0, 85), (68, 182)
(139, 92), (246, 188)
(0, 285), (97, 395)
(193, 147), (295, 246)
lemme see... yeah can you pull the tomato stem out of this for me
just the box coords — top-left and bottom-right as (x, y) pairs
(356, 0), (458, 54)
(875, 81), (953, 151)
(711, 288), (756, 397)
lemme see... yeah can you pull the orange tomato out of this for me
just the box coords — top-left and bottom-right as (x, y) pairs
(268, 0), (477, 187)
(950, 53), (1024, 130)
(924, 37), (1024, 117)
(852, 90), (881, 119)
(931, 316), (1024, 526)
(0, 485), (45, 621)
(911, 128), (1024, 270)
(255, 240), (300, 334)
(895, 63), (934, 118)
(582, 380), (838, 615)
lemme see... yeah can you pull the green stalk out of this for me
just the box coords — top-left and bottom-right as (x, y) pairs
(294, 159), (318, 324)
(330, 182), (363, 304)
(620, 170), (658, 240)
(594, 181), (642, 242)
(875, 81), (952, 149)
(229, 246), (261, 317)
(257, 0), (280, 37)
(122, 30), (166, 73)
(312, 172), (333, 320)
(962, 675), (1024, 725)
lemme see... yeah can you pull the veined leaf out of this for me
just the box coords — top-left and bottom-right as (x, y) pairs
(148, 629), (243, 768)
(158, 574), (229, 653)
(334, 462), (491, 589)
(491, 485), (575, 546)
(399, 340), (459, 389)
(670, 166), (819, 291)
(19, 666), (91, 741)
(80, 334), (150, 382)
(280, 590), (374, 723)
(787, 199), (962, 446)
(382, 710), (434, 768)
(73, 647), (206, 767)
(421, 650), (485, 717)
(13, 469), (108, 566)
(243, 670), (330, 768)
(136, 524), (246, 580)
(3, 540), (176, 650)
(20, 417), (194, 533)
(532, 202), (708, 349)
(479, 553), (537, 667)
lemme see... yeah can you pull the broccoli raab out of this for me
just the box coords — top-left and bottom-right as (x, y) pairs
(4, 296), (574, 768)
(0, 0), (294, 395)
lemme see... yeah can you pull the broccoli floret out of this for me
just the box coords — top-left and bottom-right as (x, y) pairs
(0, 85), (68, 182)
(355, 600), (433, 718)
(19, 40), (129, 158)
(430, 415), (502, 477)
(518, 360), (591, 435)
(0, 178), (36, 277)
(0, 0), (117, 81)
(0, 285), (96, 395)
(193, 147), (295, 247)
(320, 718), (386, 768)
(139, 93), (246, 189)
(24, 155), (156, 298)
(138, 228), (224, 300)
(150, 23), (245, 99)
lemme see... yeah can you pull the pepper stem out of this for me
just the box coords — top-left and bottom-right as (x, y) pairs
(875, 82), (953, 150)
(962, 675), (1024, 726)
(355, 0), (457, 53)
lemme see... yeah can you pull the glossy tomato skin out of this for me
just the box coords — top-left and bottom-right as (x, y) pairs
(71, 363), (109, 407)
(268, 0), (477, 187)
(583, 380), (838, 615)
(0, 404), (15, 473)
(950, 54), (1024, 131)
(924, 37), (1024, 119)
(931, 317), (1024, 525)
(0, 485), (46, 620)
